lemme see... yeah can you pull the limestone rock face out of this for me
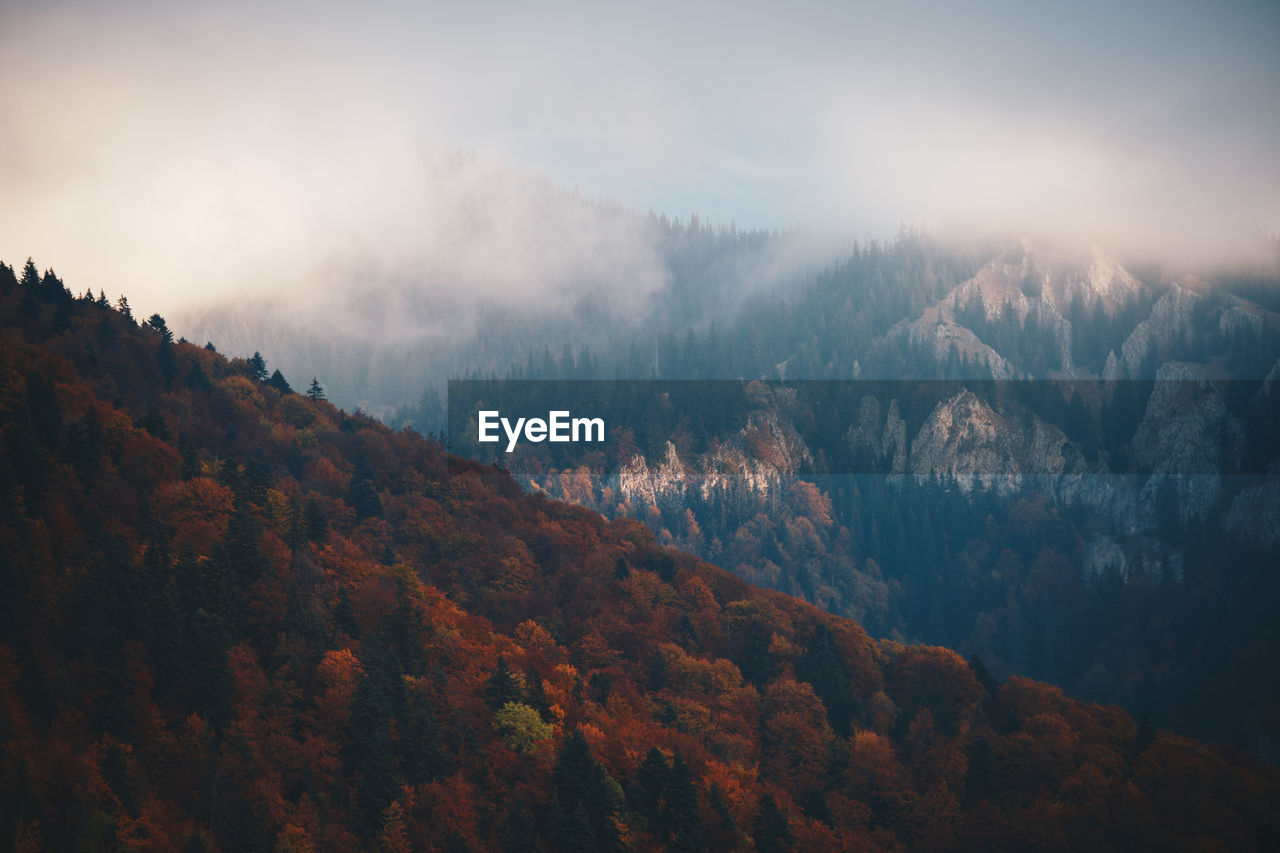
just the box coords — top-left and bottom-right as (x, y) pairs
(1134, 365), (1240, 473)
(877, 241), (1149, 378)
(845, 396), (907, 473)
(616, 441), (687, 507)
(1104, 285), (1201, 379)
(612, 412), (812, 511)
(906, 390), (1086, 492)
(1227, 480), (1280, 548)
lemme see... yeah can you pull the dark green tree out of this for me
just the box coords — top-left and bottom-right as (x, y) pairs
(346, 455), (383, 520)
(554, 729), (623, 852)
(664, 753), (704, 851)
(796, 623), (855, 734)
(247, 351), (268, 383)
(498, 798), (539, 853)
(345, 665), (401, 835)
(177, 433), (200, 480)
(302, 497), (329, 543)
(20, 257), (39, 289)
(753, 795), (792, 853)
(65, 409), (104, 481)
(147, 313), (174, 342)
(485, 656), (524, 710)
(267, 369), (293, 395)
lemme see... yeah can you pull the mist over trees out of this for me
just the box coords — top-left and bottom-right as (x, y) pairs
(2, 257), (1277, 850)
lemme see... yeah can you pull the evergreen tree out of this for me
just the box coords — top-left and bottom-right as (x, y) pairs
(346, 455), (383, 520)
(554, 729), (623, 852)
(148, 314), (177, 382)
(484, 656), (523, 710)
(635, 747), (670, 827)
(498, 798), (539, 853)
(146, 313), (174, 342)
(557, 803), (599, 853)
(796, 623), (855, 733)
(267, 369), (293, 395)
(185, 360), (212, 392)
(64, 409), (103, 481)
(752, 795), (792, 853)
(177, 433), (200, 480)
(345, 664), (400, 835)
(247, 351), (269, 383)
(20, 258), (39, 290)
(664, 753), (704, 851)
(308, 377), (325, 401)
(968, 653), (1001, 698)
(24, 372), (63, 448)
(302, 497), (329, 543)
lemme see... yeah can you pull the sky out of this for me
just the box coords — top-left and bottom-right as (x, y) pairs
(1, 0), (1278, 315)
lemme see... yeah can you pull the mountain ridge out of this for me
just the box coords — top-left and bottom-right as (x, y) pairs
(4, 260), (1279, 849)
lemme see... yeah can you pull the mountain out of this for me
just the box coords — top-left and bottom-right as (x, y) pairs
(4, 260), (1279, 850)
(175, 230), (1280, 754)
(876, 241), (1147, 378)
(420, 234), (1280, 755)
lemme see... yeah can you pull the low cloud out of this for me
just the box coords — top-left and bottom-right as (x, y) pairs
(1, 0), (1276, 322)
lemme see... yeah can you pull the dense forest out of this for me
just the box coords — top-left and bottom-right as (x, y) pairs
(418, 231), (1280, 756)
(477, 375), (1280, 753)
(3, 260), (1279, 851)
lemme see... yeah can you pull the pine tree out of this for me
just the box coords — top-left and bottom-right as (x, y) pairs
(665, 753), (704, 850)
(346, 455), (383, 520)
(498, 799), (539, 853)
(146, 313), (174, 343)
(308, 377), (325, 401)
(248, 351), (268, 383)
(177, 433), (200, 480)
(302, 497), (329, 543)
(20, 258), (39, 289)
(555, 729), (623, 852)
(267, 369), (293, 395)
(484, 656), (523, 710)
(346, 665), (400, 835)
(753, 795), (792, 853)
(796, 623), (855, 733)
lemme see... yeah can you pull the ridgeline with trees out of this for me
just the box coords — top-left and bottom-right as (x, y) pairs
(1, 259), (1277, 850)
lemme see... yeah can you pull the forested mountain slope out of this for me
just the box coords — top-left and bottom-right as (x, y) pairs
(2, 259), (1278, 851)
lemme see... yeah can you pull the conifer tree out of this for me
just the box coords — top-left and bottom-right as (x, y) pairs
(267, 369), (293, 395)
(248, 351), (268, 383)
(146, 313), (174, 342)
(554, 729), (623, 852)
(20, 258), (39, 289)
(753, 795), (792, 853)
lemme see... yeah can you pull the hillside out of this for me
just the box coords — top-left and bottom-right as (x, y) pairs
(2, 258), (1278, 851)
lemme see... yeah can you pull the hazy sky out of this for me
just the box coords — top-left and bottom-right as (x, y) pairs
(2, 0), (1277, 314)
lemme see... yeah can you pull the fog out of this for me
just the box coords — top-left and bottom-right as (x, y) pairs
(1, 0), (1277, 320)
